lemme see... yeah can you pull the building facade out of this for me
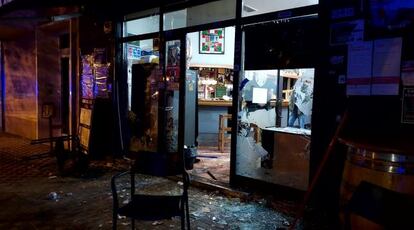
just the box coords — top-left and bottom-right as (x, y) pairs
(1, 2), (414, 227)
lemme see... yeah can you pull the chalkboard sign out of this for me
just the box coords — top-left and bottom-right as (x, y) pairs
(215, 85), (226, 98)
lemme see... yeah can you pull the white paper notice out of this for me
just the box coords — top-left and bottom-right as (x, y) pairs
(371, 38), (402, 95)
(252, 87), (267, 104)
(402, 61), (414, 86)
(347, 41), (373, 95)
(401, 87), (414, 124)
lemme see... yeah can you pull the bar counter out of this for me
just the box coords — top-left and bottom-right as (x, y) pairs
(198, 99), (232, 107)
(198, 99), (232, 136)
(261, 126), (311, 190)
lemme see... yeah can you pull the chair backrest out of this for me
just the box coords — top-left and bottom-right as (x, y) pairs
(132, 151), (185, 177)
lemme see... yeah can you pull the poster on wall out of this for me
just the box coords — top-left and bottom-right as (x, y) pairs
(402, 87), (414, 124)
(330, 19), (364, 46)
(167, 41), (181, 90)
(367, 0), (414, 32)
(371, 37), (402, 95)
(199, 28), (225, 54)
(81, 55), (94, 99)
(94, 64), (110, 98)
(402, 60), (414, 86)
(346, 41), (373, 95)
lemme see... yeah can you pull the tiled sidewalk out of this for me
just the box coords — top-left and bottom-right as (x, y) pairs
(0, 132), (295, 229)
(0, 133), (53, 182)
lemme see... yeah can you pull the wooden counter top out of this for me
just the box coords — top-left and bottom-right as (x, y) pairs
(263, 127), (311, 136)
(198, 100), (232, 107)
(198, 99), (289, 107)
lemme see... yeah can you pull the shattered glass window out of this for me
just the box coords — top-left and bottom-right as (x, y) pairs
(236, 54), (314, 190)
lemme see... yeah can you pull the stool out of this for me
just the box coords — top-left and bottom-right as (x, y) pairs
(250, 123), (261, 143)
(218, 114), (232, 152)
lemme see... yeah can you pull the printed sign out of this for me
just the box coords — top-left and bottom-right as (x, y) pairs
(347, 41), (373, 95)
(402, 87), (414, 124)
(127, 45), (141, 59)
(402, 61), (414, 86)
(371, 37), (402, 95)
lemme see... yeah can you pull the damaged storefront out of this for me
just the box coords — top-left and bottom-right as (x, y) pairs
(115, 0), (320, 193)
(0, 0), (320, 192)
(235, 16), (318, 191)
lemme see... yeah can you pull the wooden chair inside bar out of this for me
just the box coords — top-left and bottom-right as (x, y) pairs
(218, 114), (232, 152)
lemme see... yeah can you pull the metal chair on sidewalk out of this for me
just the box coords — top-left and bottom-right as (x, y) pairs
(29, 135), (88, 175)
(111, 151), (190, 230)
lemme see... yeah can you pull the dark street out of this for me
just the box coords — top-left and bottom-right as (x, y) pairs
(0, 133), (301, 230)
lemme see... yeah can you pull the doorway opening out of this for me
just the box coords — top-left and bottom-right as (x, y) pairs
(60, 57), (70, 135)
(37, 22), (71, 139)
(185, 26), (235, 185)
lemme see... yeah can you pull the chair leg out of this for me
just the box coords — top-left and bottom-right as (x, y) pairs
(344, 208), (351, 230)
(185, 200), (190, 230)
(131, 218), (135, 230)
(181, 199), (185, 230)
(113, 212), (117, 230)
(181, 214), (185, 230)
(221, 132), (225, 152)
(218, 115), (224, 152)
(218, 132), (222, 152)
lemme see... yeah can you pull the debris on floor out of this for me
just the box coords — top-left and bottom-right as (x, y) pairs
(47, 192), (59, 201)
(0, 133), (333, 229)
(152, 221), (163, 226)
